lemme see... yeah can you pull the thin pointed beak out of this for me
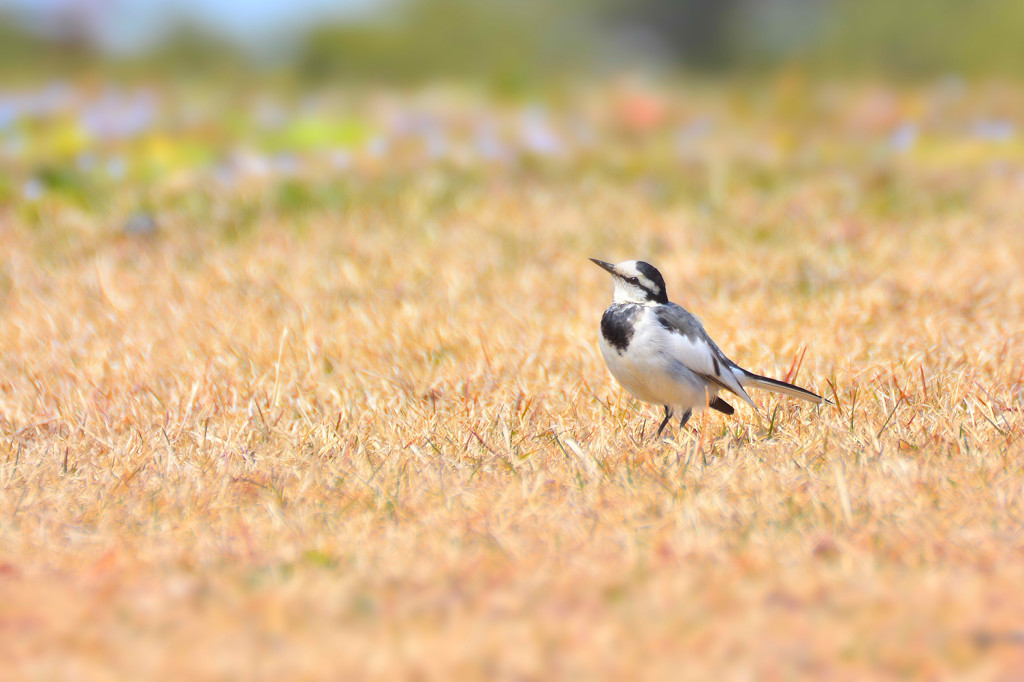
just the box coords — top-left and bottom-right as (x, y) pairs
(589, 258), (616, 275)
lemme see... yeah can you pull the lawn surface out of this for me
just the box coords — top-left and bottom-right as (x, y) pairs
(1, 82), (1023, 680)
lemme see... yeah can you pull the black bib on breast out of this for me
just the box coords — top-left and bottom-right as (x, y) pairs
(600, 303), (643, 353)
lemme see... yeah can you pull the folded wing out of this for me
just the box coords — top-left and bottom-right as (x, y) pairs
(653, 304), (755, 407)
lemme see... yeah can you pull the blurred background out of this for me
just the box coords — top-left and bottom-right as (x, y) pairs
(1, 0), (1023, 225)
(5, 0), (1024, 81)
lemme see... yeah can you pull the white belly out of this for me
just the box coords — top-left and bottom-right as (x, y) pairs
(598, 319), (712, 411)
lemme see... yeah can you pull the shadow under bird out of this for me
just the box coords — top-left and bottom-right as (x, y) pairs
(590, 258), (830, 437)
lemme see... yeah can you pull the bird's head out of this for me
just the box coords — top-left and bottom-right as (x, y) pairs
(590, 258), (668, 304)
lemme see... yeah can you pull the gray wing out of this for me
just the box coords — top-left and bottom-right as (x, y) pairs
(653, 304), (754, 406)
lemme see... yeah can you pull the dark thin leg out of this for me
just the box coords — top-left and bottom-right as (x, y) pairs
(678, 409), (692, 429)
(656, 405), (673, 437)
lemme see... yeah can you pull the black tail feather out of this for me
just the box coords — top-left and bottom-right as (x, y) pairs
(709, 396), (734, 415)
(740, 369), (832, 405)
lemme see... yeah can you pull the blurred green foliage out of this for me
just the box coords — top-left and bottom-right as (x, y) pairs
(802, 0), (1024, 78)
(1, 0), (1023, 83)
(298, 0), (598, 90)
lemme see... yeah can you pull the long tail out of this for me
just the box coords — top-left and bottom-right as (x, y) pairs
(736, 368), (831, 405)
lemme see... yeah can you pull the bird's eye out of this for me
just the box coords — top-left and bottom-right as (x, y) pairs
(628, 277), (640, 285)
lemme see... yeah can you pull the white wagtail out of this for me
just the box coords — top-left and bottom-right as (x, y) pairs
(591, 258), (830, 436)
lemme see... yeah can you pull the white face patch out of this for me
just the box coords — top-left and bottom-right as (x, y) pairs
(612, 277), (648, 303)
(611, 261), (662, 304)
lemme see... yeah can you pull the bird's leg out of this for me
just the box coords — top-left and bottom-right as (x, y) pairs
(656, 405), (673, 437)
(678, 409), (692, 430)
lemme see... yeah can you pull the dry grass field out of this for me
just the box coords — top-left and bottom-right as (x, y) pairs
(1, 84), (1023, 680)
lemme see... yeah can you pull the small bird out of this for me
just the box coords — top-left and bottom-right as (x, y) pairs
(591, 258), (829, 436)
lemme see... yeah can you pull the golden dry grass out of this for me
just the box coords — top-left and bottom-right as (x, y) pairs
(2, 133), (1024, 678)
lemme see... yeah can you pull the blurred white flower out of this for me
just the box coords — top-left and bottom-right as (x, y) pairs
(106, 156), (127, 179)
(22, 178), (44, 201)
(971, 119), (1014, 142)
(330, 149), (353, 170)
(474, 123), (508, 161)
(366, 136), (389, 158)
(889, 122), (917, 152)
(521, 107), (565, 156)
